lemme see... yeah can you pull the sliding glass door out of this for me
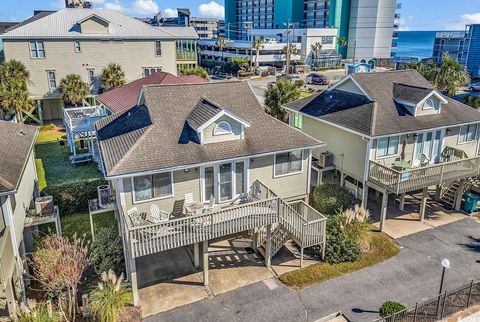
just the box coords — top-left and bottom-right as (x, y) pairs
(413, 130), (442, 166)
(202, 160), (247, 203)
(219, 163), (233, 202)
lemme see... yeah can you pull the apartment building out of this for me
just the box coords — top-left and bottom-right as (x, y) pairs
(225, 0), (397, 61)
(1, 8), (198, 124)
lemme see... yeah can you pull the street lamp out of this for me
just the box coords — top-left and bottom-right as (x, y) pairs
(436, 258), (450, 316)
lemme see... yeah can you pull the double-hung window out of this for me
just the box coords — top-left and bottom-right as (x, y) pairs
(459, 124), (477, 144)
(87, 69), (95, 85)
(274, 150), (303, 177)
(376, 136), (399, 158)
(29, 41), (45, 58)
(74, 40), (81, 53)
(155, 40), (162, 56)
(133, 172), (173, 202)
(47, 71), (57, 90)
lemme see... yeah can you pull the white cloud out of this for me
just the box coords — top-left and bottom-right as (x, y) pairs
(397, 15), (412, 31)
(131, 0), (159, 15)
(163, 8), (177, 18)
(445, 12), (480, 30)
(104, 0), (125, 12)
(198, 1), (224, 18)
(92, 0), (106, 3)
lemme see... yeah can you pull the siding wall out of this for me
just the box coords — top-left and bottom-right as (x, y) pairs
(3, 39), (178, 97)
(302, 116), (367, 181)
(444, 125), (479, 157)
(80, 18), (109, 34)
(203, 115), (242, 144)
(118, 149), (310, 216)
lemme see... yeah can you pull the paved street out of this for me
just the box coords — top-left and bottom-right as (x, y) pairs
(145, 218), (480, 322)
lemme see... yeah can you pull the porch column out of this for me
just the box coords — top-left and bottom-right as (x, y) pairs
(5, 280), (17, 320)
(202, 240), (209, 286)
(37, 100), (43, 125)
(265, 224), (272, 268)
(435, 185), (443, 201)
(454, 179), (465, 211)
(379, 191), (388, 232)
(399, 193), (406, 211)
(300, 247), (304, 267)
(362, 183), (369, 209)
(130, 256), (139, 306)
(193, 243), (200, 269)
(419, 187), (428, 222)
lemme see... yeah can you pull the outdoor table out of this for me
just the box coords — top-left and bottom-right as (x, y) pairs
(392, 160), (411, 171)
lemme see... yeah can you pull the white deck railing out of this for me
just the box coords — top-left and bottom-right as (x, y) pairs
(122, 180), (327, 258)
(63, 106), (108, 133)
(368, 156), (480, 194)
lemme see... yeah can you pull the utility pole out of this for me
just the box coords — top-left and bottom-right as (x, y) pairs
(285, 21), (292, 76)
(246, 21), (254, 70)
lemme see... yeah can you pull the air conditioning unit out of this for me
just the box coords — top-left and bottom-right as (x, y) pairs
(318, 151), (333, 168)
(35, 196), (54, 216)
(97, 185), (110, 207)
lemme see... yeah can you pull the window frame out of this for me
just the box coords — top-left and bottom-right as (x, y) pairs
(46, 70), (57, 90)
(87, 69), (95, 85)
(273, 150), (304, 178)
(74, 40), (81, 53)
(155, 40), (162, 56)
(423, 98), (435, 110)
(29, 40), (45, 59)
(458, 124), (477, 144)
(213, 121), (233, 136)
(376, 136), (400, 159)
(131, 171), (174, 204)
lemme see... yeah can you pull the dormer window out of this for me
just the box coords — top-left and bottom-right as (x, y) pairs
(423, 98), (435, 110)
(214, 121), (233, 135)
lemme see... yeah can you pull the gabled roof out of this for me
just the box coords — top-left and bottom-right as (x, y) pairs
(96, 72), (207, 114)
(77, 13), (110, 25)
(2, 8), (199, 40)
(284, 70), (480, 137)
(393, 82), (435, 105)
(0, 121), (38, 194)
(96, 81), (323, 177)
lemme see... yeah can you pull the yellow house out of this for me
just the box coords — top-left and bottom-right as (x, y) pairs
(2, 8), (198, 124)
(284, 70), (480, 230)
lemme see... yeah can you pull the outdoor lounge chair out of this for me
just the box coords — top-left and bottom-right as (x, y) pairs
(149, 204), (170, 223)
(419, 153), (430, 167)
(127, 207), (149, 227)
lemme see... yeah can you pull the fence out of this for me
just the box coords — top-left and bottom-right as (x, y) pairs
(376, 280), (480, 322)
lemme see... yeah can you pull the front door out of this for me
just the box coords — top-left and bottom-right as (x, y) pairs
(413, 130), (442, 166)
(201, 160), (248, 203)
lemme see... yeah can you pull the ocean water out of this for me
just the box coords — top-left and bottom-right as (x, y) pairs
(392, 31), (437, 60)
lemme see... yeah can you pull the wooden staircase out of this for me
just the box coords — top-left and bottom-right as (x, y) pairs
(256, 224), (290, 259)
(440, 177), (476, 208)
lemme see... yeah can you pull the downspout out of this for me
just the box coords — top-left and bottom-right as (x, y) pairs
(362, 136), (372, 205)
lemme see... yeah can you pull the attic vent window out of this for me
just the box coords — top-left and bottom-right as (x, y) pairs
(214, 121), (233, 136)
(423, 98), (435, 110)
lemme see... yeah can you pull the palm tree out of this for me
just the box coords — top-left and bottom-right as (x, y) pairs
(101, 63), (126, 91)
(463, 95), (480, 109)
(216, 37), (228, 61)
(311, 42), (323, 68)
(58, 74), (88, 107)
(0, 59), (32, 122)
(283, 43), (298, 75)
(252, 38), (264, 67)
(265, 78), (302, 122)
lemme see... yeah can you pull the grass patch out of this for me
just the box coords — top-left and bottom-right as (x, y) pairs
(34, 141), (101, 187)
(279, 229), (399, 289)
(40, 211), (116, 243)
(36, 129), (66, 144)
(299, 91), (313, 98)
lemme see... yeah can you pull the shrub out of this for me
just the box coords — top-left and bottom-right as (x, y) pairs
(379, 300), (406, 318)
(90, 227), (124, 275)
(178, 67), (209, 80)
(39, 123), (56, 132)
(341, 204), (371, 243)
(90, 270), (132, 322)
(43, 179), (106, 215)
(311, 184), (354, 215)
(19, 305), (60, 322)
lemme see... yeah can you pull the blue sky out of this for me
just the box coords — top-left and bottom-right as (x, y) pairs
(0, 0), (479, 31)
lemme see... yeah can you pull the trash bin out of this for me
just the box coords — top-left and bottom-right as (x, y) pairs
(463, 192), (480, 213)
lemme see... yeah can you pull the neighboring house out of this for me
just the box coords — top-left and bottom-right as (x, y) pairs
(95, 71), (206, 114)
(0, 121), (38, 319)
(0, 21), (18, 62)
(283, 70), (480, 230)
(1, 8), (198, 124)
(95, 81), (327, 305)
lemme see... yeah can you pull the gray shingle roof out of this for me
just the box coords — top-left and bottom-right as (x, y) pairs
(2, 8), (198, 39)
(285, 70), (480, 137)
(0, 121), (37, 194)
(186, 97), (223, 129)
(97, 81), (323, 177)
(393, 82), (434, 104)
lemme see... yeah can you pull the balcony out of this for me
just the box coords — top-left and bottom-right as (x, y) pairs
(176, 51), (197, 62)
(368, 150), (480, 195)
(121, 181), (327, 258)
(64, 105), (108, 133)
(0, 227), (15, 290)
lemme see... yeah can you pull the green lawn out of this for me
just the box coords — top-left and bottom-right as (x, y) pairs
(40, 211), (117, 243)
(35, 131), (102, 189)
(279, 229), (399, 289)
(299, 91), (314, 98)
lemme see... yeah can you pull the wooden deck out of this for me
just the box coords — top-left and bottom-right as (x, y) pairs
(368, 156), (480, 194)
(121, 181), (327, 258)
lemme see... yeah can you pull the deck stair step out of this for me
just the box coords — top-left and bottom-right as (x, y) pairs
(440, 178), (474, 208)
(257, 225), (290, 258)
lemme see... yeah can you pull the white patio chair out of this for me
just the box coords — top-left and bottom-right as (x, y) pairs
(149, 204), (169, 224)
(203, 195), (215, 213)
(185, 193), (194, 205)
(127, 207), (148, 227)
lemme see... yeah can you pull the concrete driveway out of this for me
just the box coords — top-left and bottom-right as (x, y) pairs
(145, 218), (480, 322)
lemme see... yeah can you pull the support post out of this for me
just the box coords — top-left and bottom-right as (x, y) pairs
(435, 185), (442, 201)
(55, 214), (62, 236)
(454, 179), (465, 211)
(130, 256), (139, 306)
(193, 243), (200, 269)
(5, 280), (17, 320)
(362, 183), (368, 209)
(89, 211), (95, 241)
(37, 99), (43, 125)
(419, 187), (428, 222)
(399, 193), (406, 211)
(202, 240), (209, 286)
(265, 224), (272, 268)
(300, 247), (304, 267)
(379, 191), (388, 232)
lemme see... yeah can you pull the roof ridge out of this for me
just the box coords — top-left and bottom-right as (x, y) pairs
(143, 80), (243, 89)
(393, 81), (434, 90)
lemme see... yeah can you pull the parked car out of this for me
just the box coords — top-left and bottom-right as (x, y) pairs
(288, 74), (301, 81)
(470, 82), (480, 91)
(306, 73), (329, 85)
